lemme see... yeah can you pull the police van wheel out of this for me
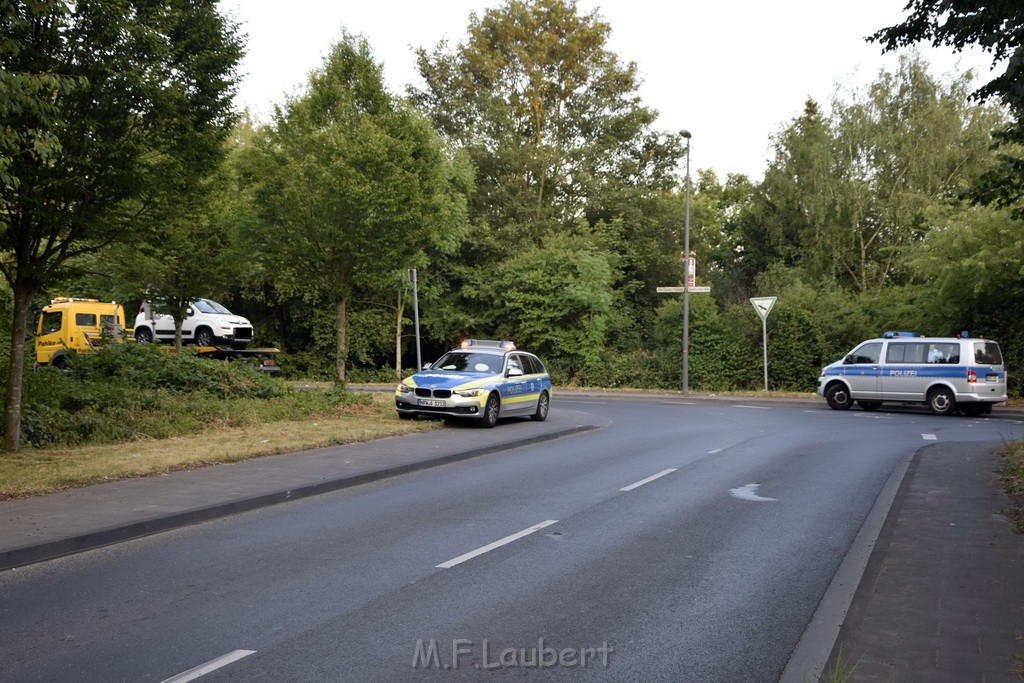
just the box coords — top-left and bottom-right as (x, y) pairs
(480, 393), (500, 428)
(857, 400), (882, 411)
(825, 384), (853, 410)
(928, 387), (956, 416)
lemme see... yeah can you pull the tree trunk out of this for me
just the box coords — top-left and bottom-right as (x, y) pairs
(335, 296), (347, 384)
(174, 319), (183, 351)
(4, 280), (38, 452)
(394, 289), (405, 382)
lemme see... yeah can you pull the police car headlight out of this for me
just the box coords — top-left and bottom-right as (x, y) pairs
(397, 383), (414, 394)
(455, 388), (483, 397)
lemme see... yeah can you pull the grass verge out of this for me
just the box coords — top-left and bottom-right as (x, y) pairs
(0, 393), (440, 499)
(1000, 440), (1024, 534)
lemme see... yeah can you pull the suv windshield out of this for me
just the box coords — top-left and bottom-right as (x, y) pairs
(431, 352), (503, 374)
(194, 299), (232, 315)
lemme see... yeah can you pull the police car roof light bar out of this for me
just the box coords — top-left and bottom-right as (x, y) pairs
(883, 331), (921, 338)
(460, 339), (516, 350)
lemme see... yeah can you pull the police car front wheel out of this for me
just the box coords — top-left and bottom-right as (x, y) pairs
(480, 393), (500, 428)
(531, 391), (550, 422)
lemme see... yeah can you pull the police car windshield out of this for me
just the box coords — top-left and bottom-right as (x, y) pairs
(432, 351), (502, 374)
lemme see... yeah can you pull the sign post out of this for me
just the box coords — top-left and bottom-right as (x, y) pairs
(750, 297), (777, 392)
(657, 281), (711, 393)
(407, 268), (422, 371)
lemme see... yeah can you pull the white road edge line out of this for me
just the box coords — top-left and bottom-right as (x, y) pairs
(161, 650), (256, 683)
(620, 468), (678, 492)
(922, 433), (937, 440)
(708, 447), (724, 454)
(437, 520), (558, 569)
(732, 405), (770, 409)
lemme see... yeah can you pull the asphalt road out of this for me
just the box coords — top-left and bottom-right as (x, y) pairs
(2, 399), (1022, 682)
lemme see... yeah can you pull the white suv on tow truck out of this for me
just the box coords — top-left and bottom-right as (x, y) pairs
(134, 299), (254, 349)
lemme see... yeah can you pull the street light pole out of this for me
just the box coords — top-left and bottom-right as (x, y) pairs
(681, 130), (692, 395)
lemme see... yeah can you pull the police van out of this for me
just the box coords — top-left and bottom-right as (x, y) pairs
(816, 331), (1007, 416)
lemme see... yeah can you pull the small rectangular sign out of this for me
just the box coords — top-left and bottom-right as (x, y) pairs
(657, 286), (711, 293)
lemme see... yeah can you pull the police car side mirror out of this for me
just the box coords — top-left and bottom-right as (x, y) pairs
(423, 362), (432, 370)
(507, 367), (524, 378)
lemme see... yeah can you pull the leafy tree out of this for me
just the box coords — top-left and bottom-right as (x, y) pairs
(411, 0), (686, 378)
(872, 1), (1024, 215)
(481, 228), (615, 381)
(0, 1), (242, 450)
(239, 33), (470, 382)
(735, 57), (1003, 296)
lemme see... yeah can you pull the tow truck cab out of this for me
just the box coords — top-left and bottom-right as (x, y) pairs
(35, 298), (129, 368)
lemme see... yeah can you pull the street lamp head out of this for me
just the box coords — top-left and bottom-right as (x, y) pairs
(680, 130), (691, 139)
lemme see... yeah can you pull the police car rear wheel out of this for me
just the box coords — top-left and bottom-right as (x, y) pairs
(928, 387), (955, 416)
(825, 384), (853, 410)
(480, 393), (499, 428)
(531, 391), (550, 422)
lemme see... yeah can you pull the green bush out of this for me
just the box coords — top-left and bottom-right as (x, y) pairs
(13, 343), (367, 447)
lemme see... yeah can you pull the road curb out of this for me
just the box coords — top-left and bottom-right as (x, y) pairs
(0, 424), (600, 572)
(779, 444), (917, 681)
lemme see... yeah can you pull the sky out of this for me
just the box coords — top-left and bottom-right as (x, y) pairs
(221, 0), (1001, 181)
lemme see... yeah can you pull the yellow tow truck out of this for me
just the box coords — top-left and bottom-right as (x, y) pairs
(34, 297), (280, 373)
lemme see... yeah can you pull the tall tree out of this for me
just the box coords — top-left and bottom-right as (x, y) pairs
(872, 1), (1024, 214)
(411, 0), (686, 377)
(0, 1), (242, 450)
(239, 33), (470, 382)
(413, 0), (684, 237)
(740, 57), (1003, 294)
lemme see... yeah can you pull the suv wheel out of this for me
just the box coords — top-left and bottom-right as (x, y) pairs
(194, 327), (216, 347)
(135, 327), (154, 344)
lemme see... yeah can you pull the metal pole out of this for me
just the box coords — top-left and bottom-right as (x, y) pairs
(762, 317), (769, 391)
(681, 130), (692, 395)
(409, 268), (422, 371)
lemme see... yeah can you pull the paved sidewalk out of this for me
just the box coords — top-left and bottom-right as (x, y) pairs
(826, 442), (1024, 681)
(0, 409), (606, 571)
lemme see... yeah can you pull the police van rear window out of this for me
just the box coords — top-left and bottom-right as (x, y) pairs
(974, 342), (1002, 365)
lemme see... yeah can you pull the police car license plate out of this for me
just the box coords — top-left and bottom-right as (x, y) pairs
(418, 399), (446, 407)
(986, 374), (998, 382)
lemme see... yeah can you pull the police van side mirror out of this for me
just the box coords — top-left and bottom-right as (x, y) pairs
(842, 355), (854, 365)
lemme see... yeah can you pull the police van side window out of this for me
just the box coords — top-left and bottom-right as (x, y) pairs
(886, 343), (927, 363)
(845, 342), (882, 364)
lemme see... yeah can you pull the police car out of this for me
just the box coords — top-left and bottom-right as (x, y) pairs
(395, 340), (552, 427)
(816, 331), (1007, 416)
